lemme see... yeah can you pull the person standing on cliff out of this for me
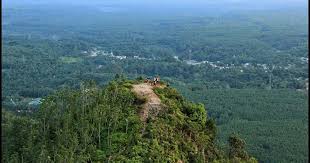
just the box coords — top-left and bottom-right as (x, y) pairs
(153, 77), (157, 86)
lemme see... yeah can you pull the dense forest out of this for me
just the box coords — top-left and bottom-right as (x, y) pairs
(176, 87), (308, 162)
(2, 1), (308, 162)
(2, 79), (257, 162)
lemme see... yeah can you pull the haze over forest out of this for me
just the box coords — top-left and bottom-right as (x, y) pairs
(2, 0), (308, 162)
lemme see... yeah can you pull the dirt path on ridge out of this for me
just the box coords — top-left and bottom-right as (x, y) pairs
(132, 83), (163, 123)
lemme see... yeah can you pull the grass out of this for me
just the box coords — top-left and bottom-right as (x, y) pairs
(59, 57), (83, 63)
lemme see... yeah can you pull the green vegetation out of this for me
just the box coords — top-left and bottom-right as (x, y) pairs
(2, 80), (257, 162)
(2, 3), (308, 162)
(176, 87), (308, 163)
(2, 7), (308, 104)
(59, 56), (83, 63)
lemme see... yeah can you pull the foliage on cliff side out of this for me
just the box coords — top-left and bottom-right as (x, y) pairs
(2, 79), (257, 162)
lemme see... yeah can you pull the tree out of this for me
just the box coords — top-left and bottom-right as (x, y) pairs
(228, 134), (249, 160)
(205, 119), (216, 140)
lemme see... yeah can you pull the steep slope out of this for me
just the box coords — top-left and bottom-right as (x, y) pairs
(2, 79), (257, 163)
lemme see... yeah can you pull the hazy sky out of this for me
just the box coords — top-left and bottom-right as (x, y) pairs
(3, 0), (308, 10)
(4, 0), (307, 5)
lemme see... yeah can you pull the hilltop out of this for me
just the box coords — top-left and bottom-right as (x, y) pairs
(2, 79), (257, 162)
(132, 82), (163, 123)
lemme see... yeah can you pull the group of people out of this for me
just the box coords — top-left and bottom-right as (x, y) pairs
(145, 76), (160, 86)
